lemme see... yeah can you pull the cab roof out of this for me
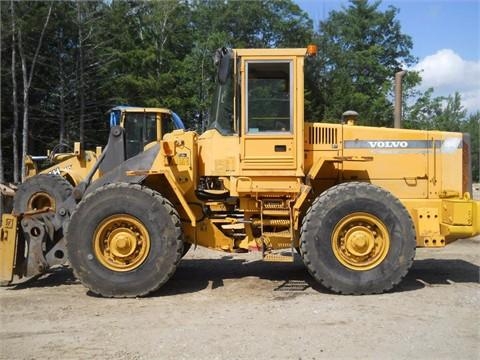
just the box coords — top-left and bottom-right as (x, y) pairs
(109, 106), (172, 114)
(233, 48), (308, 57)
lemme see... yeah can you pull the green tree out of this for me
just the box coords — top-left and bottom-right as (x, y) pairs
(403, 88), (443, 130)
(184, 0), (313, 127)
(404, 90), (466, 132)
(1, 0), (313, 180)
(96, 1), (193, 109)
(1, 1), (53, 181)
(433, 92), (467, 132)
(308, 0), (419, 125)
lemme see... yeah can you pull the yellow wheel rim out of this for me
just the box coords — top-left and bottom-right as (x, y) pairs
(28, 192), (55, 211)
(332, 212), (390, 271)
(93, 214), (150, 272)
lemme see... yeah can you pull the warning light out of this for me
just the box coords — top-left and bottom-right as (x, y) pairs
(307, 44), (318, 57)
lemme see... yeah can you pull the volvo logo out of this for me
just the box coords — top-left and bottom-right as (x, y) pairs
(367, 141), (408, 148)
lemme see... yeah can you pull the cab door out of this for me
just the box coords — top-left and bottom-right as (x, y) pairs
(240, 59), (297, 171)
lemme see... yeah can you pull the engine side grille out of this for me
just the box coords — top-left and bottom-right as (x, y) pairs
(307, 125), (338, 145)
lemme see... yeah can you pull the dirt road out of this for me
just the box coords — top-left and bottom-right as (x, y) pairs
(1, 234), (479, 360)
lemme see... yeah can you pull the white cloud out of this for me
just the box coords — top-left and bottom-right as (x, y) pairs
(411, 49), (480, 113)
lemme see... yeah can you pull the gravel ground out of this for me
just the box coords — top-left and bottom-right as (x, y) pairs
(0, 187), (479, 360)
(1, 240), (479, 360)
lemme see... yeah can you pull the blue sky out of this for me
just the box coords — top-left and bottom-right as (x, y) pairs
(296, 0), (480, 113)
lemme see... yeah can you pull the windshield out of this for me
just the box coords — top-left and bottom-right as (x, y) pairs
(207, 55), (235, 135)
(124, 112), (157, 159)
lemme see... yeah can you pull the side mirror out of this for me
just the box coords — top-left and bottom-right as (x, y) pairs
(214, 47), (232, 85)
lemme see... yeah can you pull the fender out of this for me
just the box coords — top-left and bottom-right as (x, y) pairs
(126, 168), (197, 227)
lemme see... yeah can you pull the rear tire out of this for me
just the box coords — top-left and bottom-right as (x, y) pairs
(67, 183), (184, 297)
(13, 174), (73, 213)
(300, 182), (416, 294)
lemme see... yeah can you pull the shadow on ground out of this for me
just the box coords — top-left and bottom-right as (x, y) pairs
(397, 258), (480, 292)
(5, 256), (479, 297)
(6, 266), (79, 290)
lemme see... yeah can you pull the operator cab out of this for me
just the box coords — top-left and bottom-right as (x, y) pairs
(207, 47), (307, 174)
(109, 106), (185, 159)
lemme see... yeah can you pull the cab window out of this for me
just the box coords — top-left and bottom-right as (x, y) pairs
(124, 112), (157, 159)
(246, 61), (292, 134)
(161, 113), (176, 136)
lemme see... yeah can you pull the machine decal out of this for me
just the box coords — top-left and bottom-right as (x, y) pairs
(48, 164), (73, 175)
(367, 141), (408, 148)
(344, 139), (462, 152)
(176, 152), (189, 166)
(441, 137), (462, 154)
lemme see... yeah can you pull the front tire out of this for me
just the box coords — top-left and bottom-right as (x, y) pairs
(67, 183), (183, 297)
(300, 182), (416, 294)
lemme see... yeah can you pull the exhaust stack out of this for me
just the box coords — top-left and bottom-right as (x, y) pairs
(394, 70), (406, 129)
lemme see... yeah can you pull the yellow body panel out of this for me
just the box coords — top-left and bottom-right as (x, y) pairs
(0, 214), (18, 283)
(198, 130), (240, 177)
(40, 150), (100, 185)
(305, 123), (466, 198)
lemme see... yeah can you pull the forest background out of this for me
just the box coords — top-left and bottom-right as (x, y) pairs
(1, 0), (478, 183)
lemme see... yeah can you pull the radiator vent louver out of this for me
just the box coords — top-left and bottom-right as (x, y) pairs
(308, 126), (338, 145)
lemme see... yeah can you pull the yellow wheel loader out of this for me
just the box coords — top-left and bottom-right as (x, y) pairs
(11, 107), (185, 214)
(1, 46), (478, 296)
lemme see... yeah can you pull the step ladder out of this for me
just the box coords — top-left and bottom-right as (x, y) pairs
(258, 197), (295, 262)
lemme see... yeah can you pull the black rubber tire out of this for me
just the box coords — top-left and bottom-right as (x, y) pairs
(182, 242), (192, 257)
(13, 174), (73, 213)
(300, 182), (416, 295)
(66, 183), (184, 298)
